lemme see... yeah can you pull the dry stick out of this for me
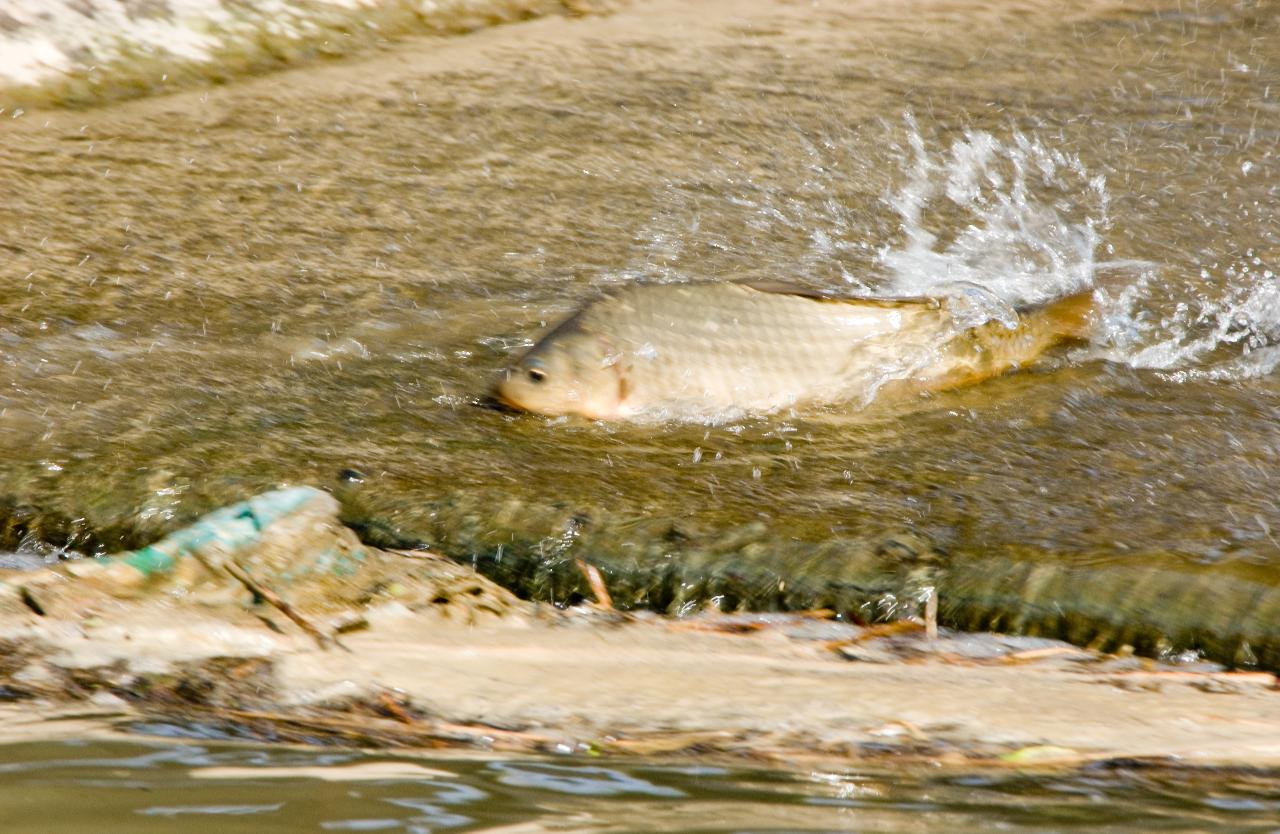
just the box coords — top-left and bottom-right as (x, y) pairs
(924, 587), (938, 641)
(375, 691), (418, 725)
(834, 620), (923, 647)
(575, 559), (614, 610)
(389, 548), (449, 561)
(1001, 646), (1085, 665)
(223, 561), (339, 651)
(216, 707), (550, 750)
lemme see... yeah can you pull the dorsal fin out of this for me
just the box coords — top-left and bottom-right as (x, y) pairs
(741, 280), (943, 309)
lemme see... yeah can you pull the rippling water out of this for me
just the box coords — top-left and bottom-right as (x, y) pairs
(1, 0), (1279, 662)
(0, 0), (611, 109)
(2, 739), (1278, 833)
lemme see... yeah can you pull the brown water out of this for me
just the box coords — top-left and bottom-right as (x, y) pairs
(2, 738), (1279, 833)
(1, 0), (1279, 663)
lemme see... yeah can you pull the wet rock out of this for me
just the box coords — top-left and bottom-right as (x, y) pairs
(0, 488), (522, 643)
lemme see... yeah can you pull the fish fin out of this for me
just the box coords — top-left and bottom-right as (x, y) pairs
(1020, 290), (1096, 341)
(741, 281), (942, 308)
(882, 290), (1097, 399)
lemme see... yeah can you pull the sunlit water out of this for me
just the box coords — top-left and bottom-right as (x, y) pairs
(2, 738), (1278, 833)
(1, 0), (1279, 663)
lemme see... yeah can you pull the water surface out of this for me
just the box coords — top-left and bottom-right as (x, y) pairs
(2, 738), (1278, 833)
(1, 0), (1278, 661)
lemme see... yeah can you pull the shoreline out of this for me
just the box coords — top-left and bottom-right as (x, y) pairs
(3, 551), (1277, 772)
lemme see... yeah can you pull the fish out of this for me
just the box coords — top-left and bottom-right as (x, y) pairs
(494, 282), (1094, 421)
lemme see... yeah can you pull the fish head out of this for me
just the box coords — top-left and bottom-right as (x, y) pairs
(495, 326), (625, 419)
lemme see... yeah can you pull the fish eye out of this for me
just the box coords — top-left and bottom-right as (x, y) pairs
(526, 367), (547, 384)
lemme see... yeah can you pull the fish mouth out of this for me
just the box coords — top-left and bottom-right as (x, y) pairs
(478, 389), (525, 414)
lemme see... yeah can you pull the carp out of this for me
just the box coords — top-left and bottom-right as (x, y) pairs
(495, 282), (1093, 420)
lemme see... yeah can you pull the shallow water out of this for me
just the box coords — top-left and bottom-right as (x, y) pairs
(1, 0), (1279, 662)
(2, 738), (1279, 833)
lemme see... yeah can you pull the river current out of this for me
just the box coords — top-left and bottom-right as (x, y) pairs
(1, 1), (1278, 660)
(3, 738), (1279, 833)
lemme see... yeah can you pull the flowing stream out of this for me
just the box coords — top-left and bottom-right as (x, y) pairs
(1, 1), (1278, 663)
(3, 738), (1279, 833)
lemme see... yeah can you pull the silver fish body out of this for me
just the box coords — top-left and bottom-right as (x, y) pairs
(495, 282), (1092, 421)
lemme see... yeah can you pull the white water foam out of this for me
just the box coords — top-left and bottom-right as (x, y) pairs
(833, 122), (1279, 384)
(0, 0), (589, 105)
(877, 122), (1280, 383)
(876, 118), (1107, 329)
(1086, 254), (1280, 381)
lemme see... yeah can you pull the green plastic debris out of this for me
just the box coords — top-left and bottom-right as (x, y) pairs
(112, 486), (332, 578)
(2, 485), (515, 633)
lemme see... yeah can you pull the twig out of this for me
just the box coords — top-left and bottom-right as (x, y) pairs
(215, 707), (550, 750)
(923, 587), (938, 641)
(1000, 646), (1083, 665)
(575, 559), (613, 610)
(375, 691), (419, 725)
(388, 548), (449, 561)
(669, 619), (766, 635)
(843, 620), (924, 644)
(223, 561), (340, 651)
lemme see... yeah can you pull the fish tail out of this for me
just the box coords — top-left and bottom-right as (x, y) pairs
(901, 290), (1097, 397)
(1024, 290), (1096, 342)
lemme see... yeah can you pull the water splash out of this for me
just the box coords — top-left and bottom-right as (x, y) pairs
(1087, 254), (1280, 381)
(874, 121), (1280, 382)
(877, 118), (1107, 327)
(626, 119), (1277, 388)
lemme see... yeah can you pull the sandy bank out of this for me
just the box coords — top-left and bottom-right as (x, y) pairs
(0, 488), (1276, 771)
(2, 563), (1277, 771)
